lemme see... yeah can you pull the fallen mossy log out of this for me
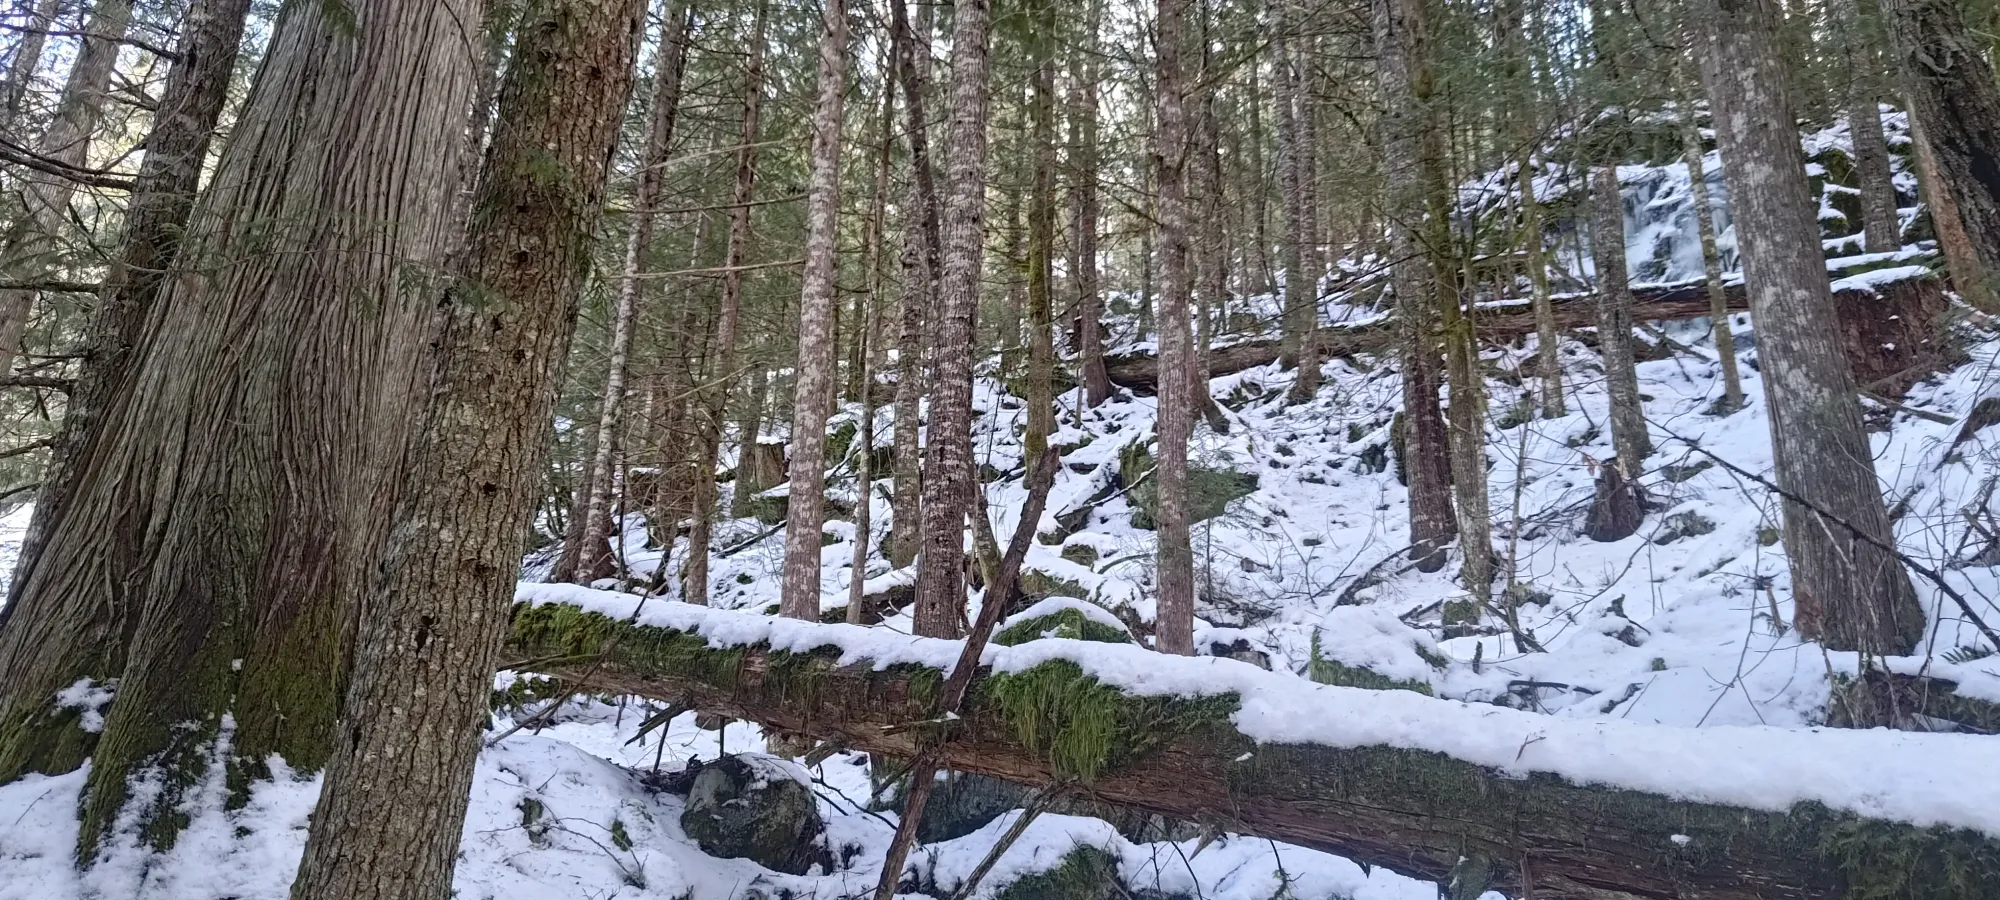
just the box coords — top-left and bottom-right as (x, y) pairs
(1105, 271), (1953, 394)
(503, 598), (2000, 900)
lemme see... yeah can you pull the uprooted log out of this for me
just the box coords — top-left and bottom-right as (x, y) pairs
(1105, 271), (1956, 395)
(504, 598), (2000, 900)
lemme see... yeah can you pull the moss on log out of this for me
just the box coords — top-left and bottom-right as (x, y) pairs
(502, 601), (2000, 900)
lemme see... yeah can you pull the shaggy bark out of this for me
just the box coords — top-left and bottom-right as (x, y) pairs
(912, 0), (995, 639)
(4, 0), (253, 620)
(504, 608), (2000, 900)
(887, 0), (938, 567)
(287, 0), (640, 895)
(0, 0), (133, 378)
(779, 0), (850, 620)
(1152, 0), (1196, 656)
(1696, 0), (1925, 656)
(1883, 0), (2000, 304)
(684, 0), (767, 605)
(576, 2), (694, 583)
(0, 0), (482, 860)
(1372, 0), (1455, 573)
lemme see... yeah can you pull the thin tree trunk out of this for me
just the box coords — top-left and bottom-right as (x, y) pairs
(0, 0), (134, 378)
(1829, 0), (1903, 254)
(1153, 0), (1196, 656)
(1373, 0), (1455, 574)
(0, 0), (60, 129)
(1068, 1), (1112, 407)
(912, 0), (996, 639)
(3, 0), (252, 621)
(577, 2), (694, 582)
(849, 40), (895, 625)
(728, 365), (771, 517)
(1883, 0), (2000, 307)
(684, 0), (768, 606)
(887, 0), (938, 567)
(1274, 5), (1306, 374)
(1246, 59), (1274, 295)
(1408, 0), (1491, 603)
(1195, 65), (1225, 429)
(1695, 0), (1926, 658)
(1679, 101), (1746, 411)
(287, 0), (640, 895)
(1589, 165), (1652, 480)
(1282, 5), (1320, 407)
(1023, 0), (1056, 463)
(1520, 153), (1565, 417)
(0, 0), (482, 859)
(779, 0), (851, 621)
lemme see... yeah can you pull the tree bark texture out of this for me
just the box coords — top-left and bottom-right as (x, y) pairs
(576, 1), (693, 584)
(287, 0), (640, 896)
(1068, 3), (1112, 408)
(4, 0), (253, 624)
(1697, 0), (1926, 656)
(1152, 0), (1196, 656)
(1022, 0), (1056, 464)
(0, 0), (483, 860)
(887, 0), (939, 568)
(779, 0), (850, 620)
(1829, 0), (1904, 255)
(684, 0), (767, 606)
(1678, 82), (1746, 411)
(912, 0), (995, 639)
(1884, 0), (2000, 305)
(504, 604), (2000, 900)
(1372, 0), (1455, 574)
(1589, 165), (1653, 480)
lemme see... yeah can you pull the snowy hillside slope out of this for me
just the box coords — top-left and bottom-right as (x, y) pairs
(4, 107), (1999, 899)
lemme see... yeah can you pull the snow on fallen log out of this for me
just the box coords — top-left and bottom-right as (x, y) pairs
(505, 583), (2000, 900)
(1103, 265), (1953, 395)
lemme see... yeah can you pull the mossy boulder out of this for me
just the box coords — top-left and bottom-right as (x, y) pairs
(1018, 569), (1091, 605)
(681, 753), (831, 875)
(1652, 510), (1717, 545)
(991, 846), (1122, 900)
(1059, 544), (1100, 568)
(995, 603), (1132, 646)
(1129, 464), (1259, 530)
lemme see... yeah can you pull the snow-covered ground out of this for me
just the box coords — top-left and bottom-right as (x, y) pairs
(5, 106), (1998, 898)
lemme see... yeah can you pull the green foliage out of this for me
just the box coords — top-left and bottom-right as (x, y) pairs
(981, 660), (1236, 783)
(1819, 810), (2000, 899)
(993, 606), (1131, 646)
(992, 845), (1121, 900)
(1306, 631), (1433, 696)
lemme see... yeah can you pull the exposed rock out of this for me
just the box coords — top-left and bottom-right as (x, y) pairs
(680, 753), (831, 875)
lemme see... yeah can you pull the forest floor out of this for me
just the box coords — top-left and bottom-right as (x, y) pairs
(9, 281), (1996, 900)
(4, 111), (2000, 898)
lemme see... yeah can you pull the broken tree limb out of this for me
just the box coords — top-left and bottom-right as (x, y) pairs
(1104, 271), (1953, 394)
(502, 597), (2000, 900)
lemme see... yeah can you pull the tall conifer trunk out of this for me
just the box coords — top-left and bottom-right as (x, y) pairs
(912, 0), (996, 639)
(779, 0), (851, 620)
(288, 0), (640, 893)
(0, 0), (483, 859)
(1695, 0), (1926, 657)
